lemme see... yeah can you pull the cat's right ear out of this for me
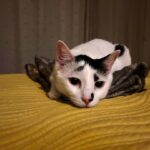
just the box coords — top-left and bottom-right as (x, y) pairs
(56, 40), (74, 66)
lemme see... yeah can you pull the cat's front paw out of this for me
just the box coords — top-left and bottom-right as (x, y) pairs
(47, 90), (59, 100)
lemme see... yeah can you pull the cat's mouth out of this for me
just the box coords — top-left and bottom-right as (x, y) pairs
(72, 100), (87, 108)
(59, 94), (97, 108)
(59, 95), (86, 108)
(69, 97), (97, 108)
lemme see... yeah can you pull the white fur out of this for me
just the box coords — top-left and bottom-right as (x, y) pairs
(71, 39), (131, 72)
(48, 39), (131, 108)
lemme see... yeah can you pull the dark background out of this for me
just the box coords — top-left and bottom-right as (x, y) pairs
(0, 0), (150, 73)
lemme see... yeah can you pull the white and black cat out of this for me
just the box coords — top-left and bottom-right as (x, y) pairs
(48, 39), (131, 107)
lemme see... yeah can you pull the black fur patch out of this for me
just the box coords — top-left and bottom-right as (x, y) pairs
(94, 74), (99, 82)
(115, 44), (125, 56)
(75, 55), (108, 73)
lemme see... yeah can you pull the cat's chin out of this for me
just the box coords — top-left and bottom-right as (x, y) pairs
(70, 100), (86, 108)
(87, 101), (99, 108)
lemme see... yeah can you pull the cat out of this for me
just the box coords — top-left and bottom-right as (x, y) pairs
(48, 39), (131, 107)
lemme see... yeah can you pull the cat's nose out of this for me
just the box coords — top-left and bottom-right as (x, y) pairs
(82, 93), (94, 105)
(82, 96), (90, 105)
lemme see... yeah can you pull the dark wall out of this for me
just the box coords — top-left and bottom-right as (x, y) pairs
(0, 0), (150, 73)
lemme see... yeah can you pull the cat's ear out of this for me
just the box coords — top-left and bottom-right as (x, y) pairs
(102, 50), (120, 73)
(56, 40), (74, 66)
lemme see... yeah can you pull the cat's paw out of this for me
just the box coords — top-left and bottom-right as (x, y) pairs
(47, 90), (59, 100)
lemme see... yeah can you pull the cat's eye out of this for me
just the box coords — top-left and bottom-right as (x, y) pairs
(95, 81), (104, 88)
(68, 77), (81, 86)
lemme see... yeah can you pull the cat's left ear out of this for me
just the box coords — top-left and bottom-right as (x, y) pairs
(56, 40), (74, 66)
(102, 50), (120, 73)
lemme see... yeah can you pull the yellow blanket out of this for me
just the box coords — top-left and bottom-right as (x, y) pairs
(0, 74), (150, 150)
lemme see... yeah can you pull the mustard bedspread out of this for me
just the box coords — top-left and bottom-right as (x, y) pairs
(0, 74), (150, 150)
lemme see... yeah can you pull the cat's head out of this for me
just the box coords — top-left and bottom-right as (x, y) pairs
(50, 40), (120, 108)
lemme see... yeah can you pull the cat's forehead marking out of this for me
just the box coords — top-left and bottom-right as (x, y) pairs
(75, 54), (106, 73)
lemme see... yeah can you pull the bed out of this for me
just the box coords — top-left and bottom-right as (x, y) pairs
(0, 73), (150, 149)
